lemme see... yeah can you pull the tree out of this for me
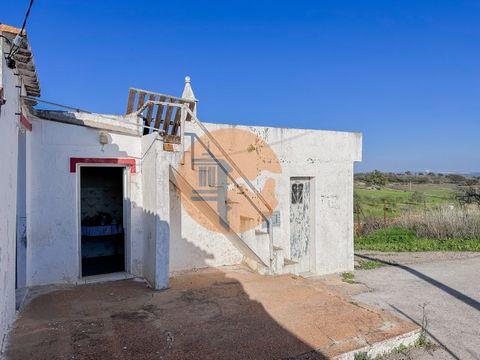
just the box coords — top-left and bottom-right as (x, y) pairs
(410, 191), (425, 203)
(465, 178), (479, 186)
(446, 174), (466, 184)
(457, 187), (480, 206)
(365, 170), (388, 188)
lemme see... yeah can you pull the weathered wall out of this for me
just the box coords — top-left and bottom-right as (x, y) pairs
(141, 134), (174, 288)
(25, 110), (361, 287)
(26, 118), (144, 285)
(0, 42), (20, 352)
(171, 121), (362, 275)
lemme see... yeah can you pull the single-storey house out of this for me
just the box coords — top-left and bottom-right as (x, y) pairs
(0, 24), (361, 350)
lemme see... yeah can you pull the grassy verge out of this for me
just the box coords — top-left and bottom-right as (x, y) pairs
(355, 259), (385, 270)
(355, 227), (480, 252)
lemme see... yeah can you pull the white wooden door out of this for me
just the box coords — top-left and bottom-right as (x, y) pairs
(290, 178), (312, 273)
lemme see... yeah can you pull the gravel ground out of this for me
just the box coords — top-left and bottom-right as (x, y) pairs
(352, 251), (480, 360)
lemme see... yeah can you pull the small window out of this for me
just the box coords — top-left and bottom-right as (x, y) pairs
(291, 183), (303, 204)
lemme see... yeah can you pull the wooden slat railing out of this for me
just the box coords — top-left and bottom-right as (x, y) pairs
(126, 88), (195, 140)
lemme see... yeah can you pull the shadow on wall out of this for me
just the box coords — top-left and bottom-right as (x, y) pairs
(14, 133), (328, 358)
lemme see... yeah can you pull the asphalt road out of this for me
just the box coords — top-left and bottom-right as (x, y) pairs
(353, 252), (480, 360)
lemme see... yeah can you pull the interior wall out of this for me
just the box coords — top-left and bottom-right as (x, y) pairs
(80, 167), (124, 260)
(80, 168), (123, 222)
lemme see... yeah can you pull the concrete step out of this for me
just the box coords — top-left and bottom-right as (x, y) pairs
(282, 258), (299, 275)
(283, 258), (298, 266)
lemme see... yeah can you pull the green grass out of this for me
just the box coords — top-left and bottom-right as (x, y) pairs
(355, 186), (455, 218)
(341, 272), (356, 284)
(355, 259), (385, 270)
(355, 227), (480, 252)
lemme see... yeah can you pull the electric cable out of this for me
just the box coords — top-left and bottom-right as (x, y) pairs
(6, 0), (35, 59)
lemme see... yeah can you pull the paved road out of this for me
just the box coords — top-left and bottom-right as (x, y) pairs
(353, 252), (480, 360)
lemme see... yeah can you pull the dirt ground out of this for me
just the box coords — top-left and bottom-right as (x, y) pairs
(7, 266), (418, 360)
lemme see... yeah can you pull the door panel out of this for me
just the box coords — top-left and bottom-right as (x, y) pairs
(290, 178), (312, 273)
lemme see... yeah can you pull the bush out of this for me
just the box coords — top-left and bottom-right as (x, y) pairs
(358, 216), (386, 236)
(410, 191), (425, 203)
(398, 206), (480, 240)
(365, 170), (388, 188)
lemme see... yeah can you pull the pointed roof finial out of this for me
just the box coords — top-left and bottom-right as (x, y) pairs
(182, 75), (197, 115)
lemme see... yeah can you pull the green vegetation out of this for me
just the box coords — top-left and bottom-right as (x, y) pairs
(341, 272), (356, 284)
(355, 171), (480, 186)
(364, 170), (388, 188)
(354, 186), (455, 218)
(356, 227), (480, 252)
(354, 171), (480, 252)
(355, 260), (384, 270)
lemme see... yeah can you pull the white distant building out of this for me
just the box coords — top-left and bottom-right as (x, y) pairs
(0, 24), (362, 350)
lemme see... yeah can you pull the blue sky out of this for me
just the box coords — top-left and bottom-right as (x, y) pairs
(3, 1), (480, 172)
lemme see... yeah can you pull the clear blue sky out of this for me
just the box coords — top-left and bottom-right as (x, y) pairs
(3, 1), (480, 173)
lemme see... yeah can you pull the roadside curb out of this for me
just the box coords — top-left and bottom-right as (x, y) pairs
(334, 329), (421, 360)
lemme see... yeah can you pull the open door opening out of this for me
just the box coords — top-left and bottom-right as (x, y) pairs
(80, 167), (125, 277)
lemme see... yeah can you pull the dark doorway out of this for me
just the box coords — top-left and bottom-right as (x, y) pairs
(80, 167), (125, 277)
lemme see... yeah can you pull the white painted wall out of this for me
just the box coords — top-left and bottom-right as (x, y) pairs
(170, 121), (362, 275)
(0, 41), (20, 353)
(25, 110), (361, 287)
(26, 118), (144, 286)
(141, 134), (175, 289)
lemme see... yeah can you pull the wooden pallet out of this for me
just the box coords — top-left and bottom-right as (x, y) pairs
(125, 88), (195, 139)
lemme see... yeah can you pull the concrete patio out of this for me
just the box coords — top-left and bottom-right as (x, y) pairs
(7, 267), (419, 359)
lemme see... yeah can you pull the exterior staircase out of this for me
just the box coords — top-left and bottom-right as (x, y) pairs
(129, 87), (300, 275)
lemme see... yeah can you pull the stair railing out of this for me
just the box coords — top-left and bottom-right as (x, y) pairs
(137, 100), (275, 270)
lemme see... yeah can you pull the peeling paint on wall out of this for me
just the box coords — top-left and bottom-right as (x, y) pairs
(290, 178), (312, 273)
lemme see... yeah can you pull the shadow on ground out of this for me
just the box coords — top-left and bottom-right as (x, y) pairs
(8, 269), (324, 359)
(7, 244), (417, 360)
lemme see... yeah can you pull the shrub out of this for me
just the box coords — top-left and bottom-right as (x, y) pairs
(410, 191), (425, 203)
(358, 216), (386, 236)
(398, 206), (480, 240)
(365, 170), (388, 188)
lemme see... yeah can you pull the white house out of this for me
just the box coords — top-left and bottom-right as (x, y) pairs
(0, 24), (362, 351)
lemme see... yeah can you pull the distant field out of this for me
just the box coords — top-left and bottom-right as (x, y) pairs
(353, 173), (479, 251)
(355, 184), (457, 218)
